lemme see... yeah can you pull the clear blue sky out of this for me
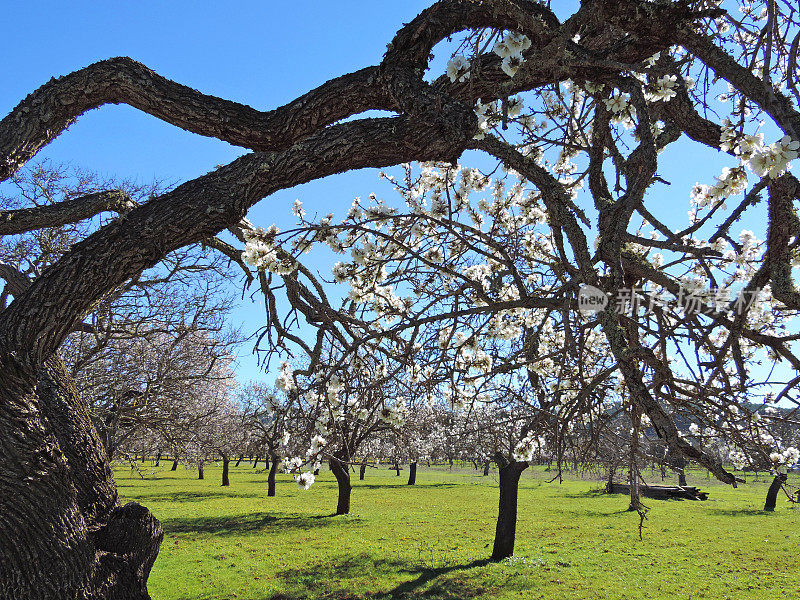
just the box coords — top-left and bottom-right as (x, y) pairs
(1, 1), (437, 383)
(2, 1), (775, 388)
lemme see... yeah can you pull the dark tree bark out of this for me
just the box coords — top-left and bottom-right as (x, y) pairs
(198, 462), (204, 480)
(235, 456), (242, 467)
(154, 451), (161, 467)
(330, 453), (352, 515)
(0, 351), (163, 600)
(170, 459), (178, 471)
(221, 455), (230, 487)
(252, 455), (260, 468)
(483, 460), (491, 476)
(359, 462), (367, 480)
(394, 461), (401, 476)
(408, 461), (417, 485)
(764, 473), (788, 511)
(491, 457), (529, 561)
(267, 454), (278, 497)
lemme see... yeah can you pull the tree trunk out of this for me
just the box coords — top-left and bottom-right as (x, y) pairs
(628, 404), (642, 512)
(764, 473), (788, 511)
(170, 459), (178, 471)
(394, 461), (401, 476)
(235, 455), (242, 467)
(154, 451), (161, 467)
(483, 460), (491, 476)
(0, 352), (162, 599)
(221, 455), (230, 486)
(267, 454), (278, 497)
(491, 459), (528, 561)
(252, 455), (259, 468)
(408, 461), (417, 485)
(675, 453), (687, 486)
(330, 454), (352, 515)
(359, 462), (367, 480)
(198, 462), (204, 480)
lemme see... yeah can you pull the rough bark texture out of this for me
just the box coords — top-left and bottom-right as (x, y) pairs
(0, 350), (162, 600)
(491, 459), (529, 561)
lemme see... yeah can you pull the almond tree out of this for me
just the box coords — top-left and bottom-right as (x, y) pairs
(237, 382), (296, 497)
(3, 1), (800, 597)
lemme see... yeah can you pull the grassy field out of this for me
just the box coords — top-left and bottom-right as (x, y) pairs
(116, 462), (800, 600)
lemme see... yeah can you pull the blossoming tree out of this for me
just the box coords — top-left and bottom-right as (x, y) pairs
(3, 0), (800, 597)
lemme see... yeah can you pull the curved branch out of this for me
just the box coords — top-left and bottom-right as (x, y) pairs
(0, 57), (390, 182)
(0, 114), (474, 364)
(0, 190), (133, 235)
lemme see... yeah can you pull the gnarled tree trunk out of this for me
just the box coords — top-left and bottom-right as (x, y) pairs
(0, 352), (162, 600)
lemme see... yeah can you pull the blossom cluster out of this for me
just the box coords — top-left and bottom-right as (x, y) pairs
(720, 120), (798, 179)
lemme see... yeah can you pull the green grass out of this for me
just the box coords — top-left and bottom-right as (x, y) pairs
(116, 462), (800, 599)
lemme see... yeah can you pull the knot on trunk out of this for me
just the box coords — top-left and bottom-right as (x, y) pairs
(91, 502), (163, 600)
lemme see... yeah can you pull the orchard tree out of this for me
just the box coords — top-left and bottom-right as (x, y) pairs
(3, 0), (800, 597)
(278, 348), (411, 515)
(238, 382), (296, 496)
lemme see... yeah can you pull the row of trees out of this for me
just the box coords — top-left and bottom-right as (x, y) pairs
(3, 0), (800, 597)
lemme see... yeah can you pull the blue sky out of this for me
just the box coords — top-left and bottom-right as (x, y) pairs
(2, 1), (781, 389)
(1, 1), (435, 383)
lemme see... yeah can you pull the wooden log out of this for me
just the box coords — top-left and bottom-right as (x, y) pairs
(606, 482), (708, 501)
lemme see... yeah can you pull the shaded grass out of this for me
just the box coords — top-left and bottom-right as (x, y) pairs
(116, 463), (800, 599)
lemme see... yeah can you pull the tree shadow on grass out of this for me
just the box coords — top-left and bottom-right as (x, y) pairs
(576, 508), (631, 518)
(351, 483), (458, 490)
(137, 490), (262, 503)
(706, 508), (769, 516)
(269, 553), (491, 599)
(162, 512), (361, 536)
(562, 487), (609, 499)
